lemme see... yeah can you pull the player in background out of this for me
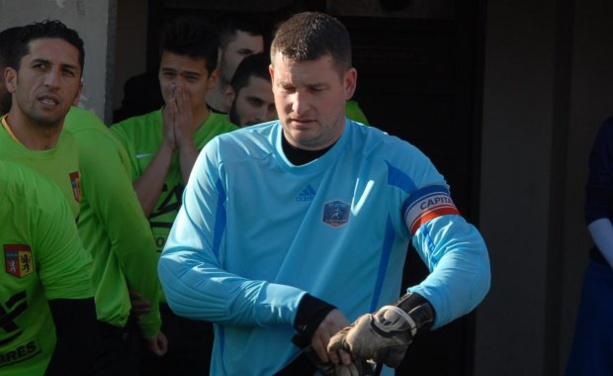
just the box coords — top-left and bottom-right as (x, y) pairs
(0, 160), (96, 375)
(206, 14), (265, 114)
(0, 21), (83, 218)
(112, 17), (237, 375)
(64, 107), (167, 375)
(226, 53), (276, 127)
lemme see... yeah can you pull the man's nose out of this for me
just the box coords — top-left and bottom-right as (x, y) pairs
(291, 92), (310, 115)
(44, 69), (61, 88)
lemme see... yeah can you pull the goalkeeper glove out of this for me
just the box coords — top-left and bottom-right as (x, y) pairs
(327, 293), (434, 368)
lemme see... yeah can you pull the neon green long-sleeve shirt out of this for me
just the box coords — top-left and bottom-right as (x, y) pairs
(65, 107), (161, 338)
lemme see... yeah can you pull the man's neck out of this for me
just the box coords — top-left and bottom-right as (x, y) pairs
(3, 110), (63, 150)
(281, 133), (336, 166)
(205, 82), (229, 114)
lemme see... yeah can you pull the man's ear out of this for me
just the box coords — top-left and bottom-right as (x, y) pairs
(207, 68), (219, 90)
(5, 67), (17, 94)
(225, 86), (235, 109)
(344, 67), (357, 101)
(269, 64), (275, 83)
(73, 81), (84, 106)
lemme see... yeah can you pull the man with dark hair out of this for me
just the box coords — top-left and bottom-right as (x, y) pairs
(159, 12), (490, 376)
(226, 53), (276, 127)
(206, 14), (265, 113)
(0, 21), (97, 375)
(1, 20), (83, 217)
(8, 20), (85, 74)
(112, 16), (237, 375)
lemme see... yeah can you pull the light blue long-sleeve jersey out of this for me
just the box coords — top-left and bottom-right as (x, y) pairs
(159, 119), (490, 375)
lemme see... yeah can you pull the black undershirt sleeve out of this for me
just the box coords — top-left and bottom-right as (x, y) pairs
(292, 294), (336, 348)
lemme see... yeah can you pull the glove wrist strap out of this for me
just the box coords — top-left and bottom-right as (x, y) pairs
(392, 293), (435, 337)
(377, 305), (418, 336)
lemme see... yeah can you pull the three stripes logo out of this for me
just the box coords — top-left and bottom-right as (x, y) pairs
(296, 185), (316, 202)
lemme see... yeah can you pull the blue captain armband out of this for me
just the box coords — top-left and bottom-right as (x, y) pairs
(403, 185), (460, 235)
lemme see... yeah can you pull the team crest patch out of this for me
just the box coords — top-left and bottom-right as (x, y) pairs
(322, 200), (350, 228)
(4, 245), (34, 278)
(403, 185), (460, 235)
(69, 171), (82, 202)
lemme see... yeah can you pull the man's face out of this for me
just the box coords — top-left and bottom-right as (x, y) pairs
(5, 38), (82, 127)
(270, 52), (356, 150)
(159, 52), (217, 113)
(229, 76), (276, 127)
(219, 31), (264, 84)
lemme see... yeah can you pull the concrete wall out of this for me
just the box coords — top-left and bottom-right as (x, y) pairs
(0, 0), (115, 121)
(476, 0), (558, 374)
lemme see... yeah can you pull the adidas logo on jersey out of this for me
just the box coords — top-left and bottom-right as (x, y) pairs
(296, 185), (316, 202)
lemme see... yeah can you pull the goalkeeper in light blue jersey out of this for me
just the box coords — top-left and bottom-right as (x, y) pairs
(159, 11), (490, 376)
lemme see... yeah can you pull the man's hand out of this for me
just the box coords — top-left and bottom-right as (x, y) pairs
(129, 290), (151, 321)
(311, 309), (352, 366)
(146, 331), (168, 357)
(172, 85), (196, 150)
(301, 345), (374, 376)
(162, 97), (177, 151)
(328, 306), (416, 368)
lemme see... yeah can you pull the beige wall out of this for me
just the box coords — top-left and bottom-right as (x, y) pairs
(0, 0), (114, 121)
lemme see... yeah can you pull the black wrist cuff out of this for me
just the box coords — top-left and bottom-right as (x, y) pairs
(292, 294), (336, 348)
(393, 293), (435, 337)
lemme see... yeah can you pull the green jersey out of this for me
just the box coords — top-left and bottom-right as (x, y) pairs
(346, 99), (370, 125)
(0, 161), (93, 375)
(64, 107), (161, 338)
(0, 116), (82, 220)
(111, 109), (237, 300)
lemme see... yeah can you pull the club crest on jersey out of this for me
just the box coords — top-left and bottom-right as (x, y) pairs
(4, 245), (34, 278)
(322, 200), (350, 228)
(403, 185), (460, 235)
(69, 171), (82, 202)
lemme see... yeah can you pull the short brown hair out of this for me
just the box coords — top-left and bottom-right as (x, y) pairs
(271, 12), (351, 73)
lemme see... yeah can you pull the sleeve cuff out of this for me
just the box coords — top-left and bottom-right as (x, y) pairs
(292, 294), (336, 347)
